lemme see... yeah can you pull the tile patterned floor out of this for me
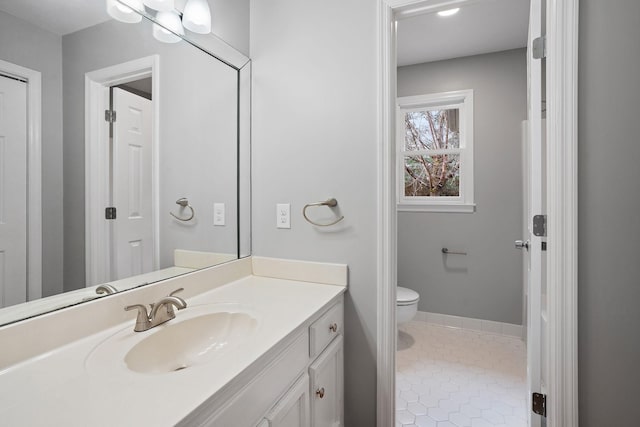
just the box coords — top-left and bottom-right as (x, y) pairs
(396, 321), (527, 427)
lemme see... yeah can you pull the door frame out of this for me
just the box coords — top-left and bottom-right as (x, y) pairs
(376, 1), (579, 426)
(85, 55), (160, 286)
(0, 59), (42, 302)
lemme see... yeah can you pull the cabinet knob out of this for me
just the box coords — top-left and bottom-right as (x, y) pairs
(316, 387), (325, 399)
(329, 323), (338, 333)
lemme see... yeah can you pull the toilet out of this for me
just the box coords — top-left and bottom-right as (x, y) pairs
(397, 286), (420, 324)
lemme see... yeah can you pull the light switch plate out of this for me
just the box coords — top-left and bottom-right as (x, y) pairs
(277, 203), (291, 229)
(214, 203), (225, 226)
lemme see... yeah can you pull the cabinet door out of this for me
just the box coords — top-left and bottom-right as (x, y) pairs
(309, 335), (343, 427)
(265, 374), (310, 427)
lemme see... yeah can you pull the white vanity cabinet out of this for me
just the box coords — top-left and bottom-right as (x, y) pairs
(263, 299), (344, 427)
(188, 297), (344, 427)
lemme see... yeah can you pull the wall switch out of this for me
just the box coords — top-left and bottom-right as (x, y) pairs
(213, 203), (225, 226)
(277, 203), (291, 229)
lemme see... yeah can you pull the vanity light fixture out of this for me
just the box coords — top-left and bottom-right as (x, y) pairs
(437, 8), (460, 17)
(153, 10), (185, 43)
(106, 0), (143, 23)
(106, 0), (212, 43)
(182, 0), (212, 34)
(142, 0), (175, 12)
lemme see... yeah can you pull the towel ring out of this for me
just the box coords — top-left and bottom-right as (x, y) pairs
(303, 198), (345, 227)
(170, 198), (195, 222)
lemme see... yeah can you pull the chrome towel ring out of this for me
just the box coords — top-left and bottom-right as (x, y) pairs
(303, 198), (344, 227)
(170, 197), (195, 222)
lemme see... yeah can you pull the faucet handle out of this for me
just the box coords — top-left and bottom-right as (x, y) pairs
(165, 289), (187, 317)
(169, 288), (184, 297)
(125, 304), (151, 332)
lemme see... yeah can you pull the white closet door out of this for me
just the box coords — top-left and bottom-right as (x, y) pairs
(112, 88), (154, 280)
(0, 75), (27, 308)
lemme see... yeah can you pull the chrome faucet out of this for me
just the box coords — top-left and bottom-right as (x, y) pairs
(96, 284), (118, 295)
(124, 288), (187, 332)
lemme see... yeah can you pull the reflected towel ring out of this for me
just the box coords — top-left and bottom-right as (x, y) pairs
(303, 198), (345, 227)
(170, 197), (195, 221)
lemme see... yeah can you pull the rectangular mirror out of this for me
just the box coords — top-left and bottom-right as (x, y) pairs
(0, 0), (250, 326)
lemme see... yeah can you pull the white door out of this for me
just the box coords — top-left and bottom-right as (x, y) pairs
(525, 0), (547, 424)
(112, 87), (154, 280)
(0, 75), (27, 308)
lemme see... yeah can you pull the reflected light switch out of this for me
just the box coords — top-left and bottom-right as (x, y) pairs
(214, 203), (225, 226)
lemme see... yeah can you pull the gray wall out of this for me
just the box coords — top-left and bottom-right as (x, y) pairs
(63, 18), (238, 291)
(211, 0), (250, 56)
(0, 11), (63, 298)
(397, 49), (526, 325)
(578, 0), (640, 424)
(250, 0), (378, 424)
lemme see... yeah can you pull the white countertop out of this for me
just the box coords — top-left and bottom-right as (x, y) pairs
(0, 274), (345, 426)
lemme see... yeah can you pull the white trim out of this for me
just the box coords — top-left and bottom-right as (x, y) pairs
(413, 310), (524, 338)
(85, 55), (160, 286)
(377, 1), (579, 426)
(545, 0), (579, 425)
(397, 203), (475, 213)
(376, 2), (397, 426)
(0, 60), (42, 302)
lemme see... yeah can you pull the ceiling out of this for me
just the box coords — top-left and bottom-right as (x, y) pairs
(0, 0), (112, 35)
(397, 0), (530, 67)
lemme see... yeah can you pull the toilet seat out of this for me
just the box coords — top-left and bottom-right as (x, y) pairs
(397, 286), (419, 306)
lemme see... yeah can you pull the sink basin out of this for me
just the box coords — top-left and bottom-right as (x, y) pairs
(86, 303), (259, 375)
(126, 311), (257, 373)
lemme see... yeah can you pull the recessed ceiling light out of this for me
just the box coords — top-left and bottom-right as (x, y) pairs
(437, 8), (460, 17)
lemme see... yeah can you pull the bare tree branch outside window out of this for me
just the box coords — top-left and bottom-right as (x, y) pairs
(403, 109), (460, 197)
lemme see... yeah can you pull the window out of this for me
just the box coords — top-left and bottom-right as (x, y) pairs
(397, 90), (474, 212)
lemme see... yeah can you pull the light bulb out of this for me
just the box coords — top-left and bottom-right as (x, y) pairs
(106, 0), (143, 23)
(182, 0), (212, 34)
(153, 10), (184, 43)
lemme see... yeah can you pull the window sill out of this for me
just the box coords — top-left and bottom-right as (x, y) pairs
(397, 203), (476, 213)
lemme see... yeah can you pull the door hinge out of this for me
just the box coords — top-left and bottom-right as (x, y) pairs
(533, 215), (547, 237)
(104, 109), (116, 123)
(532, 392), (547, 417)
(532, 36), (546, 59)
(105, 207), (117, 220)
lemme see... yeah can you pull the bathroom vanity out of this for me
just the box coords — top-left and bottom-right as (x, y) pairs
(0, 257), (346, 426)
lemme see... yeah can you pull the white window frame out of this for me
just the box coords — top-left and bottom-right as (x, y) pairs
(396, 89), (474, 213)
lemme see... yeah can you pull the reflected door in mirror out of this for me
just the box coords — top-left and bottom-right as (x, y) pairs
(112, 87), (154, 280)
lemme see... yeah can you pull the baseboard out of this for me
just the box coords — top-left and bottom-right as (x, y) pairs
(414, 311), (523, 339)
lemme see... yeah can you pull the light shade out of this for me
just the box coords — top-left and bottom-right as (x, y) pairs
(106, 0), (143, 23)
(182, 0), (212, 34)
(153, 10), (184, 43)
(143, 0), (175, 12)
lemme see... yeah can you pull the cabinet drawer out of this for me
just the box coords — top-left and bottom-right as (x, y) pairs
(309, 301), (343, 358)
